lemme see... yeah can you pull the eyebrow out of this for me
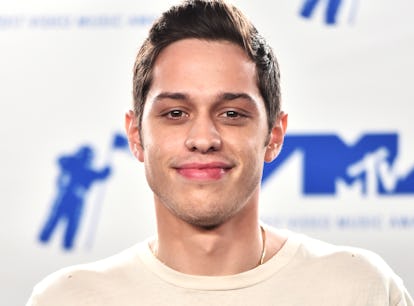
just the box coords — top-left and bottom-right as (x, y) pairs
(153, 92), (189, 102)
(219, 92), (256, 104)
(152, 92), (257, 104)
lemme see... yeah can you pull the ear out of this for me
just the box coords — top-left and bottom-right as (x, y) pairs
(264, 112), (288, 163)
(125, 110), (144, 162)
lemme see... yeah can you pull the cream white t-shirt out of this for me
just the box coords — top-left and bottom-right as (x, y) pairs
(27, 230), (413, 306)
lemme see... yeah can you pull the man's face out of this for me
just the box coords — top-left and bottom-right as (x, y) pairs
(127, 39), (286, 227)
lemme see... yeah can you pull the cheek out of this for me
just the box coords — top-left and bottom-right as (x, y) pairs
(143, 127), (183, 160)
(242, 125), (267, 150)
(230, 134), (267, 166)
(145, 122), (177, 145)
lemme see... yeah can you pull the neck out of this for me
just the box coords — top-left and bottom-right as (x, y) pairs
(152, 196), (265, 275)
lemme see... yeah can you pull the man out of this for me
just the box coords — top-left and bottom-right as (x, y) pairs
(27, 0), (413, 305)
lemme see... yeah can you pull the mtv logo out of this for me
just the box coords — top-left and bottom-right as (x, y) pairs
(262, 133), (414, 196)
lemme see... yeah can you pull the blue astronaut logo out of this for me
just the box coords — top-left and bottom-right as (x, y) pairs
(300, 0), (360, 25)
(39, 133), (128, 250)
(263, 133), (414, 196)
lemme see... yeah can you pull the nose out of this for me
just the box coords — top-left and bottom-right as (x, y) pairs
(184, 115), (222, 153)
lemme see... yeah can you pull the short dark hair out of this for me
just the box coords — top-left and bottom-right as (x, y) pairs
(133, 0), (281, 132)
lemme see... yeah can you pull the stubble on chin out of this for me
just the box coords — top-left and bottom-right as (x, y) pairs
(161, 195), (243, 229)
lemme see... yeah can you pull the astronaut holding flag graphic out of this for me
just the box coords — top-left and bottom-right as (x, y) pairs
(39, 133), (128, 250)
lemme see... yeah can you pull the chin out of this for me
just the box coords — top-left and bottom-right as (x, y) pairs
(180, 210), (235, 230)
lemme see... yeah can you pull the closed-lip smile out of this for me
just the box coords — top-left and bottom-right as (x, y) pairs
(174, 162), (233, 180)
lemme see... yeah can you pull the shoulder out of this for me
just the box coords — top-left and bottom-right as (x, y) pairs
(295, 233), (389, 270)
(290, 232), (391, 277)
(27, 243), (146, 306)
(287, 232), (412, 304)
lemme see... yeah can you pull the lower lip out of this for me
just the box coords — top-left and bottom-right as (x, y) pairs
(177, 168), (228, 180)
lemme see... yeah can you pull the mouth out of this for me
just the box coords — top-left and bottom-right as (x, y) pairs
(174, 162), (233, 181)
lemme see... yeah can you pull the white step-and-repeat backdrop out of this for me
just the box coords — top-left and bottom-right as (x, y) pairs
(1, 1), (413, 305)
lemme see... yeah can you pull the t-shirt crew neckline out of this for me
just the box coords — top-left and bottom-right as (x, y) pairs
(136, 229), (300, 291)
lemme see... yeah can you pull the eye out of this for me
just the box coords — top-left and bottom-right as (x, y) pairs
(221, 110), (246, 119)
(224, 110), (239, 118)
(165, 109), (188, 119)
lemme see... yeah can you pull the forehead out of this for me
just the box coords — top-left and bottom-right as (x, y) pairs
(148, 39), (260, 98)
